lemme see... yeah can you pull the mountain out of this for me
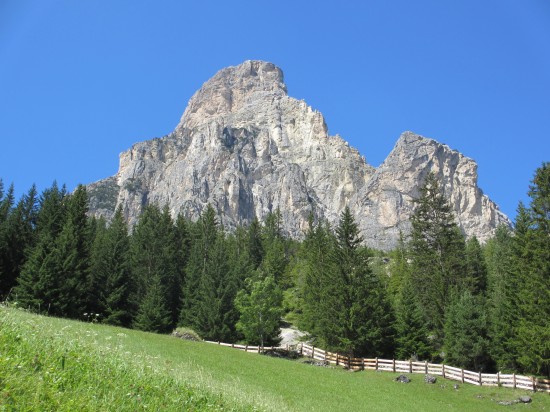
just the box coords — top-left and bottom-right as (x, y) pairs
(87, 60), (509, 250)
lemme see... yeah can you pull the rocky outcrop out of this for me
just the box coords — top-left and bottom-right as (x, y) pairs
(87, 60), (510, 250)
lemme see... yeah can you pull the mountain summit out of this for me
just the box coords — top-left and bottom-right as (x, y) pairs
(87, 60), (509, 250)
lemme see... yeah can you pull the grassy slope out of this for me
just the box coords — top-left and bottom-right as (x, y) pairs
(1, 307), (548, 411)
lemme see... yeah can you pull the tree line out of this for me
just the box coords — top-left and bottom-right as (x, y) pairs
(0, 162), (548, 377)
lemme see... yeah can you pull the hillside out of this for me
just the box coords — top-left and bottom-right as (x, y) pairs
(2, 306), (547, 411)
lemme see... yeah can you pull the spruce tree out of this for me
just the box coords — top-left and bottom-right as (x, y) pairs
(180, 205), (240, 341)
(247, 217), (264, 270)
(328, 207), (395, 357)
(485, 225), (518, 372)
(0, 184), (38, 299)
(260, 209), (288, 284)
(408, 172), (466, 341)
(180, 205), (219, 328)
(89, 207), (133, 326)
(53, 184), (92, 318)
(133, 274), (172, 333)
(130, 204), (180, 326)
(465, 236), (488, 295)
(14, 182), (67, 311)
(444, 290), (491, 371)
(235, 275), (284, 347)
(0, 183), (15, 297)
(395, 275), (432, 360)
(514, 163), (550, 376)
(298, 217), (337, 343)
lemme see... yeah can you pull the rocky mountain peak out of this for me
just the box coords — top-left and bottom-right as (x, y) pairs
(87, 61), (510, 250)
(179, 60), (287, 130)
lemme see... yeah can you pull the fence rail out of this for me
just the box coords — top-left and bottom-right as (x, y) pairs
(204, 340), (550, 393)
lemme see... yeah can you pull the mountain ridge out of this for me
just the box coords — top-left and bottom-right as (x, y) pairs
(87, 60), (510, 250)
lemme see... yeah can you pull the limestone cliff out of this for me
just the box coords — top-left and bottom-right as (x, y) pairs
(87, 60), (510, 250)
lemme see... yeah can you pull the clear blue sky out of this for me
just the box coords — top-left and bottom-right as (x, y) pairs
(1, 1), (549, 220)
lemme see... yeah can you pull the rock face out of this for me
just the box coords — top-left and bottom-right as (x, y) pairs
(87, 60), (510, 250)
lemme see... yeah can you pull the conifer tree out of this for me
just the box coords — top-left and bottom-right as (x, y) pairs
(514, 163), (550, 376)
(387, 231), (410, 305)
(298, 216), (337, 341)
(408, 172), (466, 340)
(235, 275), (283, 347)
(247, 217), (264, 270)
(260, 209), (288, 283)
(328, 207), (395, 357)
(444, 290), (491, 371)
(180, 205), (219, 328)
(395, 275), (432, 360)
(15, 182), (67, 311)
(485, 224), (518, 372)
(180, 205), (240, 341)
(133, 274), (172, 333)
(0, 184), (38, 299)
(465, 236), (488, 295)
(89, 207), (133, 326)
(53, 184), (92, 318)
(130, 204), (180, 326)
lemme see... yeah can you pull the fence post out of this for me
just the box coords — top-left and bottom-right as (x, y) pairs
(442, 364), (446, 379)
(409, 359), (412, 373)
(245, 344), (248, 352)
(362, 358), (365, 371)
(257, 345), (260, 354)
(425, 361), (428, 374)
(336, 352), (339, 366)
(300, 342), (303, 356)
(479, 371), (482, 386)
(513, 373), (516, 389)
(461, 369), (465, 384)
(348, 355), (351, 370)
(231, 343), (234, 348)
(532, 377), (537, 392)
(497, 372), (500, 386)
(375, 357), (378, 371)
(393, 359), (396, 373)
(312, 346), (315, 359)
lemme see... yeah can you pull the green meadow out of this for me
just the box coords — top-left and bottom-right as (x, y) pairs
(1, 306), (548, 411)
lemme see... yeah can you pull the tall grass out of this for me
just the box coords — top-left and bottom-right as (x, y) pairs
(1, 306), (548, 411)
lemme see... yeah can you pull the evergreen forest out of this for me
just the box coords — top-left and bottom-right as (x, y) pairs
(1, 162), (548, 378)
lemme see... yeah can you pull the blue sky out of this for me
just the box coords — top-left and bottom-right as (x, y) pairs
(1, 1), (549, 220)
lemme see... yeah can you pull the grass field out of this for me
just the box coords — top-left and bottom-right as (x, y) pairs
(1, 306), (548, 411)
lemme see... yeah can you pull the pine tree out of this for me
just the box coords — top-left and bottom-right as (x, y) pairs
(444, 290), (491, 371)
(408, 172), (466, 340)
(235, 275), (284, 347)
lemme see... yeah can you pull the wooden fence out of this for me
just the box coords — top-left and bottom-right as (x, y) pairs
(205, 341), (550, 393)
